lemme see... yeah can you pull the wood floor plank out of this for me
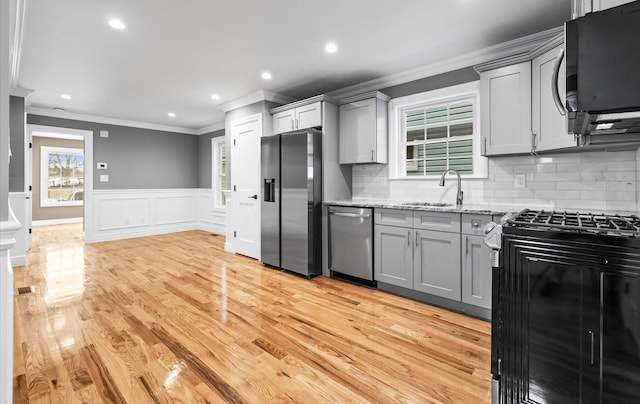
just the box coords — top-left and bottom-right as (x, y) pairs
(14, 223), (492, 403)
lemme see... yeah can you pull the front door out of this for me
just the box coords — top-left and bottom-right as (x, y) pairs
(230, 114), (262, 259)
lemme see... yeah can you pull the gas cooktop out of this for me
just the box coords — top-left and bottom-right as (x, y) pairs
(506, 209), (640, 238)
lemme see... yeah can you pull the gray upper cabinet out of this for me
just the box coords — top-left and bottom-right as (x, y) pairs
(339, 91), (390, 164)
(532, 43), (577, 152)
(272, 100), (323, 134)
(480, 62), (532, 156)
(477, 31), (576, 156)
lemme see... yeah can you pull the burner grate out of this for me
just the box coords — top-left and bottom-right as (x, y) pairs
(507, 209), (640, 237)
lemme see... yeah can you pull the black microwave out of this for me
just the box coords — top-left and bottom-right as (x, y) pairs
(565, 1), (640, 138)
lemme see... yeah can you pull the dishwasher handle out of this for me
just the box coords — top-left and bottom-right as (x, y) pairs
(328, 210), (371, 219)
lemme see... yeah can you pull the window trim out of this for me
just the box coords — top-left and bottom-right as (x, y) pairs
(40, 146), (84, 207)
(212, 136), (227, 209)
(388, 81), (487, 180)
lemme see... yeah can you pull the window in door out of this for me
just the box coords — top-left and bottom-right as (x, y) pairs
(212, 137), (227, 208)
(40, 146), (84, 207)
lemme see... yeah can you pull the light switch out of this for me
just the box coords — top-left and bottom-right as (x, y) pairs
(97, 162), (108, 170)
(514, 174), (526, 188)
(100, 130), (109, 138)
(100, 175), (109, 182)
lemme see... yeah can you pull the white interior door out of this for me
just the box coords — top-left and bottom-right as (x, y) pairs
(230, 114), (262, 259)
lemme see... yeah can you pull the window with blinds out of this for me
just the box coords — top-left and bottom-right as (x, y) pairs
(403, 99), (475, 177)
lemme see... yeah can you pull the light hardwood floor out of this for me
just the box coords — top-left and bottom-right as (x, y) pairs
(13, 223), (491, 403)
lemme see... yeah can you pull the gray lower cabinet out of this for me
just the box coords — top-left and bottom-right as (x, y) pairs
(460, 214), (495, 310)
(461, 234), (491, 309)
(375, 208), (495, 317)
(374, 224), (413, 288)
(374, 209), (462, 299)
(413, 229), (461, 300)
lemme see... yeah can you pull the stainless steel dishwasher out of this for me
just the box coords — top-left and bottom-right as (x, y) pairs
(328, 206), (374, 283)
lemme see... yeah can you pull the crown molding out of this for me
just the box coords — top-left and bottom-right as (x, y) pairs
(194, 121), (225, 135)
(26, 107), (203, 135)
(10, 0), (26, 88)
(269, 94), (338, 114)
(218, 90), (296, 113)
(328, 26), (564, 100)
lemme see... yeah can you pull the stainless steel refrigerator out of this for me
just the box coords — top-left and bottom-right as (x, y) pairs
(260, 129), (322, 277)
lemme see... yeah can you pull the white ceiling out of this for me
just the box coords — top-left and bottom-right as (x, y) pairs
(15, 0), (571, 133)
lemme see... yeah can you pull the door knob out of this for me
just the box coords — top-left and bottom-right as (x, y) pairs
(248, 194), (258, 199)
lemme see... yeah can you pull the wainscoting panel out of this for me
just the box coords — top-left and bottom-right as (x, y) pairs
(8, 192), (29, 266)
(90, 189), (225, 242)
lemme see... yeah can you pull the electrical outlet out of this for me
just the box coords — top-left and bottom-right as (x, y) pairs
(514, 174), (526, 188)
(100, 175), (109, 182)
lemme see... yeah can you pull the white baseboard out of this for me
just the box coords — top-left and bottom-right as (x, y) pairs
(33, 217), (83, 226)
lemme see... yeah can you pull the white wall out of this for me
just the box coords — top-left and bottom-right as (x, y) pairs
(353, 149), (639, 212)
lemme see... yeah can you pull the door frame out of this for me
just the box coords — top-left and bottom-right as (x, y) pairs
(227, 113), (262, 256)
(27, 124), (94, 242)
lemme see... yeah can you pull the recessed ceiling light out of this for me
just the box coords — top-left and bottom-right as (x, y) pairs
(108, 19), (126, 30)
(325, 42), (338, 53)
(261, 72), (272, 80)
(168, 112), (176, 118)
(211, 94), (220, 100)
(60, 94), (71, 100)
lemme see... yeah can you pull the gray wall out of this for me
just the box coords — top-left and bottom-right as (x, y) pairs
(27, 115), (200, 189)
(32, 136), (84, 221)
(198, 129), (225, 188)
(9, 96), (25, 192)
(380, 66), (479, 99)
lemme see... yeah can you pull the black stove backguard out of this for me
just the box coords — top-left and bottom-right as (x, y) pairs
(492, 210), (640, 404)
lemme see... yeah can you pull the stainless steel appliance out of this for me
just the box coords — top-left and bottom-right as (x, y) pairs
(561, 1), (640, 139)
(485, 209), (640, 403)
(260, 129), (322, 277)
(328, 206), (374, 283)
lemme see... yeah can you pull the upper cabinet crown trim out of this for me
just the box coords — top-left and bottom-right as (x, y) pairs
(474, 30), (564, 73)
(339, 91), (390, 105)
(269, 94), (338, 115)
(219, 90), (296, 113)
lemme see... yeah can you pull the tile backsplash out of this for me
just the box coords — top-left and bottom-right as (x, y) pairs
(352, 148), (640, 213)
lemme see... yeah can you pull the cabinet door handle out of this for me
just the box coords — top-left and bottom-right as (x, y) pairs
(407, 230), (411, 247)
(465, 236), (470, 258)
(371, 149), (374, 161)
(551, 48), (566, 116)
(295, 118), (299, 130)
(415, 231), (419, 248)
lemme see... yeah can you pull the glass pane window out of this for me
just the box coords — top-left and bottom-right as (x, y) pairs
(401, 98), (475, 177)
(213, 138), (227, 208)
(40, 146), (84, 207)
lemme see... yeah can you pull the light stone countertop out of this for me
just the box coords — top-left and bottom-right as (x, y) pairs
(323, 199), (519, 216)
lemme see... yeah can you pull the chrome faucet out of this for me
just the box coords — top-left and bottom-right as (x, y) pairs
(439, 169), (463, 206)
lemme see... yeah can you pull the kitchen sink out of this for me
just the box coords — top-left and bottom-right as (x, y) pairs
(400, 202), (454, 207)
